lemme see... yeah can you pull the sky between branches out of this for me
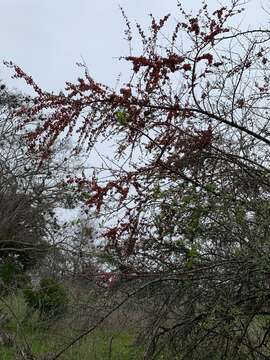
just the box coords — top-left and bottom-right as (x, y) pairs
(0, 0), (268, 94)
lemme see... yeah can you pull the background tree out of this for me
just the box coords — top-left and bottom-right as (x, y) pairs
(0, 83), (91, 291)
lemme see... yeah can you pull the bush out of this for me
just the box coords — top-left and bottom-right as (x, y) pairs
(0, 258), (30, 295)
(23, 277), (69, 320)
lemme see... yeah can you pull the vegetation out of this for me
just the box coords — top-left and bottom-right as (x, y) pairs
(23, 277), (69, 320)
(1, 0), (270, 359)
(0, 292), (138, 360)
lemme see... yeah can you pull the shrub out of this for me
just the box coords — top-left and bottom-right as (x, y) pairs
(0, 258), (30, 294)
(23, 277), (69, 320)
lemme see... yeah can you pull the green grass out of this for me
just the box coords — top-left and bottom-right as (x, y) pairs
(66, 331), (138, 360)
(0, 330), (138, 360)
(0, 292), (140, 360)
(0, 349), (14, 360)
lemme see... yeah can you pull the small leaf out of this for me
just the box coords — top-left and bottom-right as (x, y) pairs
(115, 110), (128, 125)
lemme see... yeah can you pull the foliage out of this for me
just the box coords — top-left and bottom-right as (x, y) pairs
(0, 258), (31, 293)
(0, 192), (48, 272)
(0, 290), (138, 360)
(23, 277), (69, 320)
(0, 85), (50, 288)
(0, 83), (93, 287)
(5, 0), (270, 358)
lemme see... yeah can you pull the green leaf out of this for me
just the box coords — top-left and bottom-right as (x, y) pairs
(115, 110), (128, 126)
(187, 246), (198, 259)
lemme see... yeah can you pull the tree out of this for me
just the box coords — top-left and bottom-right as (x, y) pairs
(0, 84), (89, 290)
(6, 0), (270, 358)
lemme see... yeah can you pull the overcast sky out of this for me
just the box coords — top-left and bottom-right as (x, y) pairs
(0, 0), (268, 94)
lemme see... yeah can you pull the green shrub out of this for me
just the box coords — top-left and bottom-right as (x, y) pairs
(0, 258), (30, 294)
(23, 277), (69, 320)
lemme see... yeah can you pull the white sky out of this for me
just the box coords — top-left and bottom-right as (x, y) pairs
(0, 0), (268, 94)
